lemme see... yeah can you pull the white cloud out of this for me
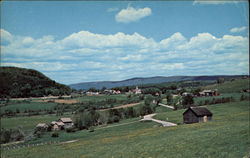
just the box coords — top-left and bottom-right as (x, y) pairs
(2, 62), (78, 72)
(160, 32), (187, 49)
(115, 6), (152, 23)
(178, 33), (218, 50)
(1, 29), (13, 43)
(230, 26), (247, 33)
(1, 29), (248, 84)
(119, 54), (145, 61)
(193, 0), (239, 5)
(60, 31), (156, 48)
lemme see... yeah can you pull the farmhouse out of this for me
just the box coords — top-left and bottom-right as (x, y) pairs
(129, 86), (142, 94)
(183, 107), (213, 124)
(51, 121), (65, 130)
(36, 123), (48, 131)
(198, 89), (219, 96)
(58, 118), (74, 128)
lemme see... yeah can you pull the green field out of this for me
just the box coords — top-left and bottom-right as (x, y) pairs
(204, 78), (249, 93)
(75, 94), (128, 102)
(1, 113), (72, 132)
(1, 100), (249, 158)
(0, 102), (57, 114)
(1, 78), (249, 158)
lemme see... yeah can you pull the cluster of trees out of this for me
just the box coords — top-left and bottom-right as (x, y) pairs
(197, 97), (235, 106)
(240, 94), (250, 101)
(0, 128), (25, 144)
(73, 94), (159, 130)
(76, 96), (142, 111)
(142, 88), (161, 96)
(0, 67), (71, 98)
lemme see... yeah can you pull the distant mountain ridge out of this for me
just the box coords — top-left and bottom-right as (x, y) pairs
(69, 75), (244, 90)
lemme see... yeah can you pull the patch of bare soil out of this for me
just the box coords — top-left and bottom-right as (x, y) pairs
(59, 140), (78, 144)
(99, 102), (140, 111)
(34, 99), (78, 104)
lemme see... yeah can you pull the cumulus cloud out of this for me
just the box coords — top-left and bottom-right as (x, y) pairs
(60, 31), (156, 48)
(193, 0), (239, 5)
(115, 6), (152, 23)
(1, 29), (13, 43)
(1, 28), (248, 84)
(230, 26), (247, 33)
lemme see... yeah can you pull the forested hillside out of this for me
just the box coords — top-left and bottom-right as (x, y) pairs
(0, 67), (71, 98)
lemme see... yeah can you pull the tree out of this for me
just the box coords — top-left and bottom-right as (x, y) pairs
(139, 104), (154, 116)
(142, 88), (161, 96)
(182, 94), (194, 108)
(217, 78), (225, 84)
(144, 94), (154, 106)
(88, 87), (98, 92)
(101, 87), (107, 92)
(166, 93), (173, 105)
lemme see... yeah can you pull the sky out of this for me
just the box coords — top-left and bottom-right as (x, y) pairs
(1, 0), (249, 85)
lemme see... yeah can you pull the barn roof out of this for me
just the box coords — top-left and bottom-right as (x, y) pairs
(183, 107), (213, 117)
(59, 118), (72, 123)
(56, 122), (65, 126)
(36, 123), (48, 128)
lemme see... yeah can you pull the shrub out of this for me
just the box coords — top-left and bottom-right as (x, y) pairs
(89, 127), (95, 132)
(0, 128), (25, 144)
(35, 131), (42, 138)
(51, 132), (59, 137)
(66, 127), (76, 133)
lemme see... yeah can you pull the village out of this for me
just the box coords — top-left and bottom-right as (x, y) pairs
(33, 86), (219, 134)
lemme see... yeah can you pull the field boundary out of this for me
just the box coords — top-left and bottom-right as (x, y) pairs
(1, 141), (60, 151)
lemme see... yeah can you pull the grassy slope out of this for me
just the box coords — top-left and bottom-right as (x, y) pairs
(204, 78), (249, 93)
(193, 78), (249, 105)
(2, 101), (249, 158)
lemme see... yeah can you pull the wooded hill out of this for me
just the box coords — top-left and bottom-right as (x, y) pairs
(70, 75), (244, 90)
(0, 67), (71, 98)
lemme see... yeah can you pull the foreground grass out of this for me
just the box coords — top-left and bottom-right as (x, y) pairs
(1, 101), (249, 158)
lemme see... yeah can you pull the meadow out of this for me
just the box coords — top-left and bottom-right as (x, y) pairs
(1, 100), (249, 158)
(1, 113), (72, 132)
(204, 77), (249, 93)
(1, 78), (249, 158)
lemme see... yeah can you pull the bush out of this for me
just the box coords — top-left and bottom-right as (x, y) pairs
(51, 132), (59, 137)
(35, 131), (43, 138)
(0, 128), (25, 144)
(89, 127), (95, 132)
(66, 127), (76, 133)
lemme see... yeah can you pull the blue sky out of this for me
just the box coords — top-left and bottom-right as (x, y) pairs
(1, 1), (249, 84)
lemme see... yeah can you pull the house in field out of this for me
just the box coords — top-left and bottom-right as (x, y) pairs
(181, 92), (193, 97)
(51, 121), (65, 130)
(86, 91), (99, 96)
(198, 89), (219, 96)
(58, 118), (74, 128)
(129, 86), (142, 94)
(36, 123), (48, 131)
(183, 107), (213, 124)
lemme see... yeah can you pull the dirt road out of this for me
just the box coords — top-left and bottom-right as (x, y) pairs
(99, 102), (141, 111)
(140, 113), (177, 127)
(158, 103), (175, 109)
